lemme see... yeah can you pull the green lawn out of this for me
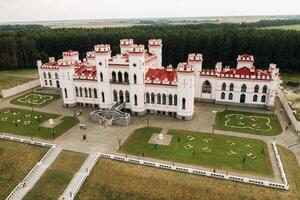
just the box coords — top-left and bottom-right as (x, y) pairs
(216, 110), (282, 135)
(0, 75), (33, 90)
(281, 72), (300, 88)
(24, 151), (87, 200)
(260, 24), (300, 31)
(10, 92), (60, 108)
(0, 140), (48, 200)
(120, 127), (273, 176)
(0, 107), (79, 140)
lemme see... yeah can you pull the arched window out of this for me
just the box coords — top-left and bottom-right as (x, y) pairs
(169, 94), (173, 105)
(43, 72), (46, 78)
(118, 71), (123, 82)
(56, 80), (60, 88)
(228, 93), (233, 100)
(75, 87), (79, 97)
(101, 92), (105, 102)
(229, 83), (234, 91)
(84, 88), (88, 97)
(88, 88), (92, 98)
(151, 93), (155, 104)
(157, 93), (161, 104)
(262, 85), (268, 94)
(174, 95), (177, 106)
(253, 94), (258, 102)
(134, 95), (137, 106)
(241, 84), (247, 92)
(134, 74), (137, 84)
(261, 95), (266, 103)
(146, 92), (150, 103)
(45, 80), (48, 85)
(240, 94), (246, 103)
(48, 72), (51, 79)
(221, 92), (225, 99)
(162, 94), (166, 105)
(113, 90), (118, 101)
(124, 72), (129, 83)
(100, 72), (103, 82)
(254, 85), (259, 93)
(64, 88), (68, 98)
(55, 72), (58, 79)
(49, 80), (52, 86)
(125, 91), (130, 102)
(112, 71), (116, 82)
(119, 90), (124, 103)
(79, 87), (83, 97)
(222, 83), (226, 91)
(182, 98), (186, 110)
(202, 80), (211, 93)
(94, 88), (97, 98)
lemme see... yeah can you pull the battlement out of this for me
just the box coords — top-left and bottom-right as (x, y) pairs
(62, 50), (79, 56)
(237, 54), (254, 62)
(129, 44), (145, 53)
(177, 62), (194, 72)
(58, 60), (75, 66)
(86, 51), (96, 58)
(120, 39), (134, 46)
(188, 53), (203, 61)
(148, 39), (162, 46)
(94, 44), (111, 53)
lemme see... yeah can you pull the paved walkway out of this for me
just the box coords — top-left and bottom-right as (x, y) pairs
(10, 147), (62, 200)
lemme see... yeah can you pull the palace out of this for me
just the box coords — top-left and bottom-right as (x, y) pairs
(37, 39), (280, 120)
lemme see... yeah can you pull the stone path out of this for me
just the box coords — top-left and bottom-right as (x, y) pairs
(59, 153), (99, 200)
(10, 147), (62, 200)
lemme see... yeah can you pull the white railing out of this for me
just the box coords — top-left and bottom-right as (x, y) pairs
(272, 140), (289, 186)
(0, 134), (56, 200)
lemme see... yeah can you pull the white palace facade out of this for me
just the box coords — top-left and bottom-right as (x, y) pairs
(37, 39), (280, 120)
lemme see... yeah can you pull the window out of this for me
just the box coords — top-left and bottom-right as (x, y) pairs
(75, 87), (79, 97)
(49, 80), (52, 86)
(43, 72), (46, 78)
(118, 71), (123, 82)
(112, 71), (116, 82)
(79, 87), (83, 97)
(100, 72), (103, 82)
(48, 72), (51, 79)
(162, 94), (166, 105)
(124, 72), (129, 83)
(134, 95), (137, 106)
(241, 84), (247, 92)
(55, 72), (58, 79)
(101, 92), (105, 102)
(229, 83), (234, 91)
(113, 90), (118, 101)
(157, 93), (161, 104)
(133, 63), (137, 67)
(229, 93), (233, 100)
(253, 94), (258, 102)
(119, 90), (124, 103)
(169, 94), (173, 105)
(261, 95), (266, 103)
(134, 74), (137, 84)
(151, 93), (155, 104)
(146, 92), (150, 103)
(125, 91), (130, 102)
(84, 88), (88, 97)
(89, 88), (92, 98)
(254, 85), (259, 93)
(202, 81), (211, 93)
(262, 85), (268, 94)
(64, 88), (68, 98)
(174, 95), (177, 106)
(45, 80), (48, 85)
(221, 92), (225, 99)
(56, 80), (60, 88)
(94, 88), (97, 98)
(182, 98), (186, 110)
(222, 83), (226, 91)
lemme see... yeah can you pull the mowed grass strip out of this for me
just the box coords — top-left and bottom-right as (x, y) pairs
(24, 151), (87, 200)
(216, 110), (282, 135)
(0, 107), (79, 139)
(120, 127), (273, 176)
(0, 140), (48, 200)
(75, 145), (300, 200)
(10, 92), (60, 108)
(0, 75), (33, 90)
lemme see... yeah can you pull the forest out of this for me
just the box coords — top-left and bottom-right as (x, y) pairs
(0, 19), (300, 72)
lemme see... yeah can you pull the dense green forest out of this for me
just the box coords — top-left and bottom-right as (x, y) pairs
(0, 19), (300, 72)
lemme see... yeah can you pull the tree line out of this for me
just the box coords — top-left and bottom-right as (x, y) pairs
(0, 21), (300, 72)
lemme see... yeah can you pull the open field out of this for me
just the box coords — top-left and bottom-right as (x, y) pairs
(0, 107), (79, 139)
(24, 151), (87, 200)
(0, 75), (33, 91)
(120, 127), (273, 176)
(0, 69), (38, 75)
(75, 145), (299, 200)
(261, 24), (300, 31)
(0, 140), (48, 200)
(10, 92), (60, 107)
(216, 110), (282, 135)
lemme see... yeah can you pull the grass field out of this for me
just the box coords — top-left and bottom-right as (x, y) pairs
(24, 151), (87, 200)
(216, 110), (282, 135)
(0, 140), (48, 200)
(120, 127), (273, 176)
(0, 69), (38, 75)
(261, 24), (300, 31)
(0, 75), (33, 91)
(0, 107), (79, 139)
(10, 92), (60, 107)
(281, 73), (300, 88)
(75, 145), (299, 200)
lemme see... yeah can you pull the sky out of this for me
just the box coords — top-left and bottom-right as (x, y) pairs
(0, 0), (299, 23)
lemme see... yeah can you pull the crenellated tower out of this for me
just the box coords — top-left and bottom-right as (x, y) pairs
(120, 39), (134, 54)
(148, 39), (163, 67)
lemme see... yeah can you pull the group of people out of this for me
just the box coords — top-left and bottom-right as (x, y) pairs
(74, 109), (82, 116)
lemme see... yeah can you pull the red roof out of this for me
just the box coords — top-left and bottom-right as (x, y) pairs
(41, 60), (59, 69)
(220, 67), (270, 77)
(74, 65), (97, 81)
(145, 68), (177, 85)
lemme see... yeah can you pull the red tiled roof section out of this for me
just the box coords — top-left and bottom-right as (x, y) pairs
(74, 65), (97, 81)
(220, 67), (270, 77)
(145, 68), (177, 85)
(41, 60), (59, 69)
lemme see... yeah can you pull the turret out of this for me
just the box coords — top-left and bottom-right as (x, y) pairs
(148, 39), (163, 66)
(120, 39), (134, 54)
(187, 53), (203, 73)
(237, 54), (254, 69)
(215, 62), (223, 73)
(62, 50), (79, 62)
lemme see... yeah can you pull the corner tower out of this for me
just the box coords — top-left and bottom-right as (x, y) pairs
(148, 39), (163, 66)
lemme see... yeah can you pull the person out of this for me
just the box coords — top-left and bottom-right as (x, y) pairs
(286, 125), (288, 132)
(83, 134), (86, 140)
(280, 108), (283, 113)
